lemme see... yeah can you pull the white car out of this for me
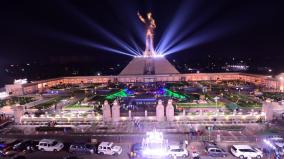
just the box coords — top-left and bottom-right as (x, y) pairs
(167, 145), (188, 158)
(231, 145), (263, 159)
(37, 139), (64, 152)
(97, 142), (122, 156)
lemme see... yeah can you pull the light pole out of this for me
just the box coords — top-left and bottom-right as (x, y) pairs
(214, 96), (220, 115)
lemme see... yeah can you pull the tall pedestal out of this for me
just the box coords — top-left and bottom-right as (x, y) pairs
(102, 100), (111, 122)
(262, 102), (273, 121)
(156, 100), (165, 122)
(14, 106), (24, 124)
(112, 100), (120, 122)
(166, 99), (175, 121)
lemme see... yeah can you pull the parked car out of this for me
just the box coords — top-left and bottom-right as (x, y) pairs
(97, 142), (122, 156)
(0, 139), (22, 157)
(0, 139), (22, 150)
(167, 145), (188, 158)
(206, 147), (227, 157)
(131, 143), (143, 157)
(231, 145), (263, 159)
(69, 143), (96, 154)
(37, 139), (64, 152)
(13, 140), (38, 152)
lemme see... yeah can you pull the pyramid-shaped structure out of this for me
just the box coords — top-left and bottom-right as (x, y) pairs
(120, 57), (179, 75)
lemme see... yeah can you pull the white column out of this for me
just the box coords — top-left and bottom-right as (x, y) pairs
(112, 100), (120, 122)
(166, 99), (175, 121)
(102, 100), (111, 122)
(156, 100), (165, 122)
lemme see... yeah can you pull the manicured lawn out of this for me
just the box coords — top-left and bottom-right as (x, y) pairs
(0, 96), (35, 107)
(176, 102), (224, 108)
(260, 92), (284, 101)
(63, 104), (95, 111)
(33, 97), (62, 110)
(223, 92), (261, 108)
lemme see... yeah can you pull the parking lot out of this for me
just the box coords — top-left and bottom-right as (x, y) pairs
(1, 138), (278, 159)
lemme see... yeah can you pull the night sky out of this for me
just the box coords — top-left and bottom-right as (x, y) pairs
(0, 0), (284, 85)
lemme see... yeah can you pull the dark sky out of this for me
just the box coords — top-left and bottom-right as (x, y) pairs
(0, 0), (284, 70)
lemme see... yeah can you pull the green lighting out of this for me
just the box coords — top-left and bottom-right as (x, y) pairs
(163, 88), (186, 99)
(106, 89), (128, 100)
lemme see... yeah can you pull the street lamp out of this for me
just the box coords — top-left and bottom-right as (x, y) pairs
(213, 96), (220, 115)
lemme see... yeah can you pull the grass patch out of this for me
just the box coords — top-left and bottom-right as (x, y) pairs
(0, 96), (35, 107)
(33, 97), (62, 110)
(176, 102), (224, 108)
(63, 104), (94, 110)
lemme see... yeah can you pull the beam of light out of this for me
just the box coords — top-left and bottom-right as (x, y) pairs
(108, 1), (145, 44)
(161, 1), (264, 57)
(76, 14), (140, 56)
(43, 29), (136, 57)
(162, 25), (232, 56)
(156, 0), (197, 54)
(128, 35), (143, 55)
(157, 1), (225, 54)
(67, 35), (137, 57)
(162, 14), (249, 57)
(61, 2), (140, 56)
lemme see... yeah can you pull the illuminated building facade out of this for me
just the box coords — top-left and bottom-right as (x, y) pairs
(4, 72), (281, 96)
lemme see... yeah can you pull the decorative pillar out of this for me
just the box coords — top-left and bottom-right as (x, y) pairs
(102, 100), (111, 122)
(156, 100), (165, 122)
(166, 99), (175, 121)
(112, 100), (120, 122)
(182, 109), (186, 117)
(128, 110), (132, 119)
(262, 102), (273, 121)
(13, 106), (24, 124)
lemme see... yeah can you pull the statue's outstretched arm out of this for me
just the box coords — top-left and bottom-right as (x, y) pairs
(151, 19), (156, 28)
(137, 12), (146, 23)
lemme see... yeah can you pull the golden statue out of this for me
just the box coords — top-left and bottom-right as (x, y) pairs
(138, 12), (156, 57)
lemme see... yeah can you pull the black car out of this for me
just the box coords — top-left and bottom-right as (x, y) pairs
(13, 140), (38, 152)
(0, 139), (22, 156)
(69, 143), (96, 154)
